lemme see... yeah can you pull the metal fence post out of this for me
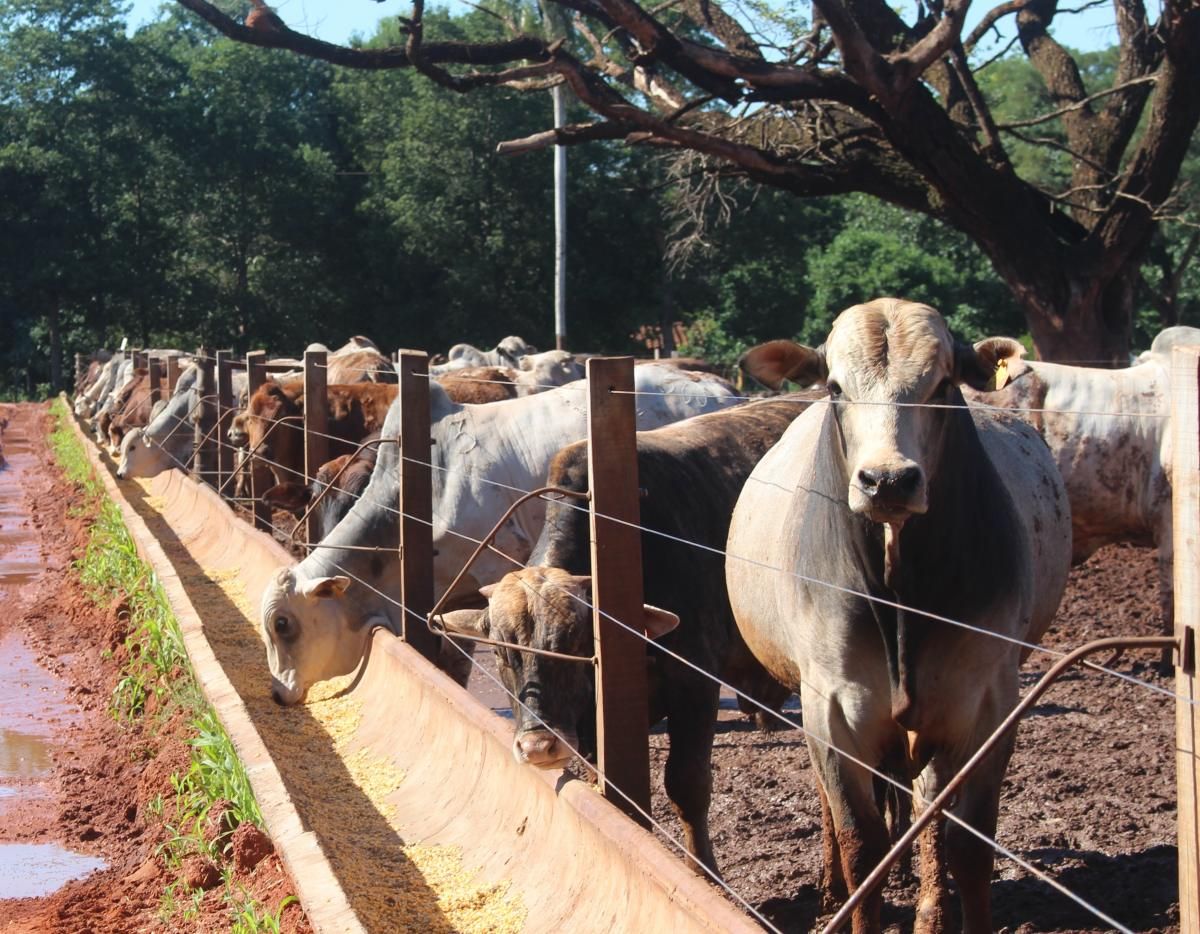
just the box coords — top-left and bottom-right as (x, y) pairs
(1172, 344), (1200, 930)
(194, 349), (216, 487)
(246, 350), (272, 532)
(304, 349), (329, 550)
(216, 350), (235, 499)
(132, 349), (148, 373)
(586, 356), (651, 825)
(397, 349), (440, 663)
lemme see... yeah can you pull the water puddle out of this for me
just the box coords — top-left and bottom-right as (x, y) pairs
(0, 412), (101, 898)
(0, 843), (105, 899)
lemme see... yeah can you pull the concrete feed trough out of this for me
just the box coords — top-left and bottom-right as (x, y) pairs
(67, 407), (756, 933)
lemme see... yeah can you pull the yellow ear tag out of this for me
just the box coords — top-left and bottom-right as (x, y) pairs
(993, 358), (1010, 391)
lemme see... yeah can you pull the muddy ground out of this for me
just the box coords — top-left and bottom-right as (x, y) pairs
(0, 404), (308, 933)
(649, 541), (1179, 932)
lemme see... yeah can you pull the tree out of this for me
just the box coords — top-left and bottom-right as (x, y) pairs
(175, 0), (1200, 363)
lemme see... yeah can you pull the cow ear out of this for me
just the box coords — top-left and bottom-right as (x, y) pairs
(643, 604), (680, 640)
(262, 483), (312, 514)
(436, 609), (488, 638)
(952, 340), (993, 390)
(300, 575), (352, 600)
(972, 337), (1028, 390)
(479, 583), (497, 600)
(739, 340), (827, 390)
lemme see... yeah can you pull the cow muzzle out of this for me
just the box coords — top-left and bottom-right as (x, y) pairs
(270, 676), (307, 706)
(513, 729), (576, 769)
(851, 462), (927, 521)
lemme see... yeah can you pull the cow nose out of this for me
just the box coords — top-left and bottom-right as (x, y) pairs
(857, 466), (922, 501)
(271, 686), (286, 706)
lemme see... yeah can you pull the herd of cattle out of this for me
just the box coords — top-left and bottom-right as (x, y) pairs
(70, 301), (1198, 931)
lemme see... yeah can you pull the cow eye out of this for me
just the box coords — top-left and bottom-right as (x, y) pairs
(826, 380), (843, 399)
(274, 616), (291, 636)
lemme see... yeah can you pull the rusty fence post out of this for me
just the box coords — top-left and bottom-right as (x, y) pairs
(216, 350), (235, 499)
(586, 356), (652, 825)
(193, 349), (216, 487)
(1172, 345), (1200, 930)
(166, 354), (182, 395)
(147, 355), (163, 409)
(246, 350), (272, 532)
(303, 349), (329, 551)
(132, 349), (148, 375)
(397, 349), (440, 663)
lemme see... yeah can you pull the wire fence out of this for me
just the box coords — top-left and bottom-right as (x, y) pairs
(74, 343), (1187, 933)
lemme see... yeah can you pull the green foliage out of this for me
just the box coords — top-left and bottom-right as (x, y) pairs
(2, 5), (1192, 389)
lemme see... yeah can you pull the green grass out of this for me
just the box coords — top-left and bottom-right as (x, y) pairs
(49, 399), (286, 928)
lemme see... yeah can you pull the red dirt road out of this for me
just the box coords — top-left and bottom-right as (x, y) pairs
(0, 404), (307, 933)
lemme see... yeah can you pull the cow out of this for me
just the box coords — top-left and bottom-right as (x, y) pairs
(729, 299), (1071, 932)
(105, 368), (161, 452)
(240, 380), (397, 491)
(117, 364), (242, 480)
(262, 434), (381, 541)
(259, 363), (741, 706)
(436, 367), (520, 404)
(432, 336), (536, 373)
(437, 397), (807, 875)
(325, 337), (397, 384)
(963, 328), (1190, 668)
(75, 354), (123, 418)
(514, 350), (586, 393)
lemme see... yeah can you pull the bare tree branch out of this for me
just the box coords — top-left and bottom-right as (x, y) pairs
(998, 74), (1159, 128)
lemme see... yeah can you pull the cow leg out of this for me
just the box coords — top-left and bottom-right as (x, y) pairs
(817, 781), (848, 912)
(808, 746), (889, 930)
(913, 814), (950, 933)
(663, 677), (720, 877)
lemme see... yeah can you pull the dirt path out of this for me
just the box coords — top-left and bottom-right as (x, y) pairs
(649, 541), (1179, 932)
(0, 404), (306, 933)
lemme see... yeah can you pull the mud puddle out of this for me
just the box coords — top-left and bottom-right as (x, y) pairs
(0, 844), (105, 899)
(0, 413), (105, 898)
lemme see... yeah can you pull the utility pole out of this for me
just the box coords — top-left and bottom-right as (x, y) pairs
(542, 0), (569, 351)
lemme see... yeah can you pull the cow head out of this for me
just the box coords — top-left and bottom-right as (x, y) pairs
(440, 567), (678, 770)
(259, 567), (379, 705)
(228, 411), (249, 447)
(117, 428), (173, 480)
(244, 383), (304, 485)
(741, 298), (997, 525)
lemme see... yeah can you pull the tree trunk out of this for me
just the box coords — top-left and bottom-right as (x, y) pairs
(1022, 268), (1136, 366)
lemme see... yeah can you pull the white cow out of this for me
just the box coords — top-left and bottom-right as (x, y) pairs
(431, 336), (536, 374)
(117, 364), (245, 480)
(260, 363), (740, 705)
(75, 353), (125, 418)
(730, 299), (1071, 932)
(965, 329), (1190, 665)
(513, 350), (586, 394)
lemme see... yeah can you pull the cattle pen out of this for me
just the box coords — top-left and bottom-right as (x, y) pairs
(66, 343), (1200, 932)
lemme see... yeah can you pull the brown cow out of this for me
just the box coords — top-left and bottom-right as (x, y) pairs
(242, 380), (397, 490)
(436, 367), (519, 404)
(262, 433), (381, 541)
(100, 368), (154, 451)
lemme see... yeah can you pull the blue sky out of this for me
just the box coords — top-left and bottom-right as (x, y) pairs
(127, 0), (1118, 52)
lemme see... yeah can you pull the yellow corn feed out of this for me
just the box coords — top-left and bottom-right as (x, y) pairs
(131, 478), (526, 933)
